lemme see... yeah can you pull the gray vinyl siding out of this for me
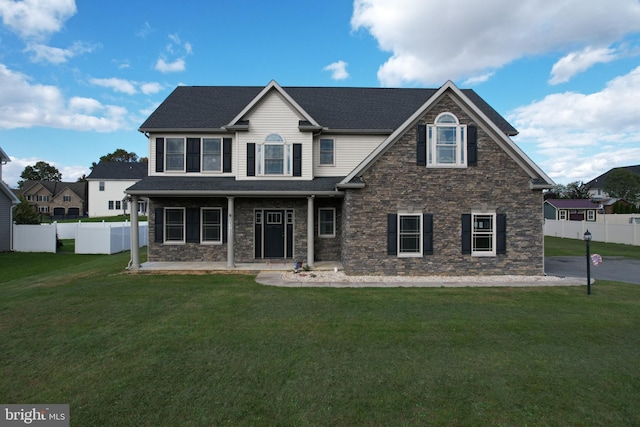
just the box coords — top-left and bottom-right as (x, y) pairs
(0, 194), (12, 252)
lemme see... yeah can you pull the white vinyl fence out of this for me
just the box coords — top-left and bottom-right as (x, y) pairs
(544, 218), (640, 246)
(12, 221), (148, 254)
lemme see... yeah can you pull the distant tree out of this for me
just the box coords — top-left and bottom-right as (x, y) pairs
(13, 195), (39, 224)
(18, 161), (62, 188)
(603, 168), (640, 203)
(554, 181), (590, 199)
(77, 174), (87, 182)
(91, 148), (139, 169)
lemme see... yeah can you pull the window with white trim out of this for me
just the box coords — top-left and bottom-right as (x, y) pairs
(587, 210), (595, 221)
(319, 138), (334, 166)
(318, 208), (336, 237)
(257, 134), (291, 175)
(99, 181), (105, 191)
(201, 208), (222, 244)
(427, 112), (467, 167)
(165, 137), (185, 171)
(37, 195), (49, 202)
(165, 208), (185, 243)
(398, 213), (422, 257)
(472, 212), (496, 256)
(202, 138), (222, 172)
(558, 210), (567, 220)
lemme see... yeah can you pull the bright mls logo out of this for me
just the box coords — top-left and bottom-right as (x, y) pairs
(1, 405), (69, 426)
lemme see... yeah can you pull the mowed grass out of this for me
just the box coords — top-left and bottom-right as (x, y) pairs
(1, 244), (639, 425)
(545, 235), (640, 259)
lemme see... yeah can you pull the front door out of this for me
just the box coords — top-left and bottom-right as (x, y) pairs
(264, 210), (285, 258)
(255, 209), (294, 259)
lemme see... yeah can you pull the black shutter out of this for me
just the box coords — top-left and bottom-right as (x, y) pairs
(461, 213), (471, 254)
(387, 214), (397, 255)
(154, 208), (164, 243)
(467, 124), (477, 167)
(497, 213), (507, 254)
(293, 143), (302, 177)
(186, 208), (200, 243)
(223, 138), (232, 173)
(222, 208), (228, 243)
(155, 138), (164, 172)
(186, 138), (201, 173)
(423, 213), (433, 255)
(247, 143), (255, 176)
(416, 124), (426, 166)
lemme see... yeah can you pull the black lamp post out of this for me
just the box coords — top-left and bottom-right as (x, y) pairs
(584, 230), (592, 295)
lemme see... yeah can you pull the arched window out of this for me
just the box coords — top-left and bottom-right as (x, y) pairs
(427, 112), (467, 167)
(257, 134), (291, 175)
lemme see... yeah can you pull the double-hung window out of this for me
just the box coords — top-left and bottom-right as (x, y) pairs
(201, 208), (222, 243)
(318, 208), (336, 237)
(164, 208), (185, 243)
(165, 137), (185, 171)
(63, 195), (71, 202)
(427, 112), (466, 167)
(202, 138), (222, 172)
(257, 134), (291, 175)
(472, 212), (496, 256)
(398, 213), (422, 257)
(319, 138), (334, 166)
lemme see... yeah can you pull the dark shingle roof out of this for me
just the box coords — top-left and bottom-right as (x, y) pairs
(87, 161), (148, 180)
(127, 176), (344, 195)
(545, 199), (598, 209)
(139, 85), (517, 135)
(585, 164), (640, 189)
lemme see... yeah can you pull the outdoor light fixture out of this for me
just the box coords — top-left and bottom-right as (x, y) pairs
(584, 230), (592, 295)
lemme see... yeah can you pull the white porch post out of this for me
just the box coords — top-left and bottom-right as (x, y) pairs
(130, 195), (140, 269)
(307, 195), (314, 267)
(227, 196), (235, 268)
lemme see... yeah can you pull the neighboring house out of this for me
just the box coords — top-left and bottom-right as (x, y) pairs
(586, 164), (640, 200)
(87, 161), (148, 217)
(544, 199), (598, 221)
(17, 180), (87, 219)
(126, 80), (555, 276)
(598, 198), (637, 214)
(0, 147), (20, 251)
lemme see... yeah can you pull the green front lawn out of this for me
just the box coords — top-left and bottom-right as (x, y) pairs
(1, 248), (639, 426)
(545, 236), (640, 259)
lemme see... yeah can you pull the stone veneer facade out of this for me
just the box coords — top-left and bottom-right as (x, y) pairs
(340, 94), (544, 276)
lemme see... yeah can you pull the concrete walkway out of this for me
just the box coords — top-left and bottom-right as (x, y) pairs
(256, 271), (587, 288)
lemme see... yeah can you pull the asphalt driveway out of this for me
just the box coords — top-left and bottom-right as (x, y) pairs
(545, 256), (640, 284)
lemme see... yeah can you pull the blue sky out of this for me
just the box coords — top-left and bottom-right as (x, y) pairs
(1, 0), (640, 188)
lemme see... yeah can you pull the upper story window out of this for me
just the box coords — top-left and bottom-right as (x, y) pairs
(258, 134), (291, 176)
(99, 181), (105, 191)
(202, 138), (222, 172)
(427, 112), (467, 167)
(319, 139), (334, 166)
(63, 195), (71, 202)
(37, 195), (49, 202)
(166, 137), (185, 172)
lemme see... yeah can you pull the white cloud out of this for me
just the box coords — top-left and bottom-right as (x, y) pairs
(136, 21), (153, 38)
(508, 66), (640, 183)
(154, 34), (191, 73)
(89, 77), (137, 95)
(462, 72), (495, 86)
(351, 0), (640, 86)
(140, 82), (163, 95)
(0, 63), (131, 132)
(549, 47), (619, 85)
(0, 0), (77, 40)
(323, 60), (349, 80)
(25, 41), (95, 64)
(155, 57), (185, 73)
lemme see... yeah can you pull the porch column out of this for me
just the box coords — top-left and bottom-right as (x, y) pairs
(307, 195), (314, 267)
(227, 196), (235, 268)
(130, 195), (140, 269)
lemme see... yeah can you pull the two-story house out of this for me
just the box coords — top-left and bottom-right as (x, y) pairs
(87, 161), (148, 217)
(126, 80), (554, 276)
(0, 147), (20, 251)
(18, 180), (87, 219)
